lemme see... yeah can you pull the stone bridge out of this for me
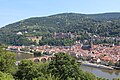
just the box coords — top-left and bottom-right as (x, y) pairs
(28, 55), (54, 63)
(15, 56), (55, 65)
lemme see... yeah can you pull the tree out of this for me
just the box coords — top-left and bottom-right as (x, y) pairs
(113, 78), (120, 80)
(47, 53), (108, 80)
(0, 46), (16, 74)
(15, 60), (49, 80)
(115, 60), (120, 67)
(47, 53), (87, 80)
(0, 71), (14, 80)
(33, 74), (59, 80)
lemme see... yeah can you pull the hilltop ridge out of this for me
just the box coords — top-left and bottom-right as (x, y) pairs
(0, 12), (120, 45)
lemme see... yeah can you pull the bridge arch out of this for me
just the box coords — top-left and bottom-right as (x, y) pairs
(27, 56), (54, 63)
(34, 58), (40, 62)
(41, 58), (47, 63)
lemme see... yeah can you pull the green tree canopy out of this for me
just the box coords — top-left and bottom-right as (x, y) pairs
(0, 46), (16, 74)
(47, 53), (103, 80)
(15, 60), (49, 80)
(0, 71), (14, 80)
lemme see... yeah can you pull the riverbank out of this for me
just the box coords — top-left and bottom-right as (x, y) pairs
(78, 60), (114, 70)
(80, 65), (120, 80)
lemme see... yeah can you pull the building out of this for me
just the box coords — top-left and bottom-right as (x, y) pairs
(26, 36), (42, 44)
(53, 32), (74, 39)
(17, 32), (23, 35)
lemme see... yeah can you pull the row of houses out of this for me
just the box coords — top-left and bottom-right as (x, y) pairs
(8, 43), (120, 66)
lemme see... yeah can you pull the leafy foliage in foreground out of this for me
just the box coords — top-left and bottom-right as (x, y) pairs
(15, 60), (49, 80)
(0, 45), (16, 74)
(47, 53), (108, 80)
(0, 71), (14, 80)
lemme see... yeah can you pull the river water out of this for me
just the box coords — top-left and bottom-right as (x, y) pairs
(16, 53), (120, 80)
(80, 65), (120, 80)
(16, 52), (34, 61)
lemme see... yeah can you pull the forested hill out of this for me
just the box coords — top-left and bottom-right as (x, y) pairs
(0, 12), (120, 45)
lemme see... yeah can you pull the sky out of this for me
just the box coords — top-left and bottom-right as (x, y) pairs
(0, 0), (120, 27)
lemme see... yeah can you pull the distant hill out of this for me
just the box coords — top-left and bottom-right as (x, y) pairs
(0, 12), (120, 45)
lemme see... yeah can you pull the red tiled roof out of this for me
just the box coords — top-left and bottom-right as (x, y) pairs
(101, 56), (111, 61)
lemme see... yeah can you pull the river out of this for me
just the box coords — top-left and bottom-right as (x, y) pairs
(16, 52), (34, 61)
(80, 65), (120, 80)
(16, 53), (120, 80)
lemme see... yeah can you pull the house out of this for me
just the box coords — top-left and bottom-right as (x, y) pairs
(8, 46), (24, 51)
(26, 36), (42, 44)
(100, 56), (112, 65)
(25, 31), (28, 33)
(17, 32), (23, 35)
(53, 32), (74, 39)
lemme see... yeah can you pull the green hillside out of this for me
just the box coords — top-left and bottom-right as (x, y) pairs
(0, 13), (120, 45)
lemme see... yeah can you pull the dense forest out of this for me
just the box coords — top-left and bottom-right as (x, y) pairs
(0, 13), (120, 45)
